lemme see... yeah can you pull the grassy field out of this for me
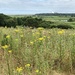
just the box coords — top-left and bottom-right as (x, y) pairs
(38, 15), (75, 28)
(37, 16), (70, 21)
(9, 14), (70, 21)
(0, 26), (75, 75)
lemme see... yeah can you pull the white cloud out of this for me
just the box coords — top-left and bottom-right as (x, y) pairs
(0, 0), (75, 14)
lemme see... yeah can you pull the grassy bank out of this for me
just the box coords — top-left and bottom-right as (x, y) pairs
(0, 27), (75, 75)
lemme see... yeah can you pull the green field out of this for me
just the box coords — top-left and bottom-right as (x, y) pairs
(37, 15), (75, 28)
(0, 26), (75, 75)
(37, 16), (69, 21)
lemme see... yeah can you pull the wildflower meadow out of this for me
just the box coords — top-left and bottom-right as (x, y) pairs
(0, 27), (75, 75)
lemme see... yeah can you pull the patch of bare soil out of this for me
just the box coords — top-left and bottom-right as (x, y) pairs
(52, 70), (74, 75)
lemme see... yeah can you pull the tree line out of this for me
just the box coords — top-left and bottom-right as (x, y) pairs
(35, 13), (75, 17)
(0, 13), (44, 28)
(0, 13), (74, 29)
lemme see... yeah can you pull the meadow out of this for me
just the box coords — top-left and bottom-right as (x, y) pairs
(0, 26), (75, 75)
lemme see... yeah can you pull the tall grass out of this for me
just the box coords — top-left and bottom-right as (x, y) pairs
(0, 27), (75, 75)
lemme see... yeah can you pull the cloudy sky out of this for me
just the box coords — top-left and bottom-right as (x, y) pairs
(0, 0), (75, 14)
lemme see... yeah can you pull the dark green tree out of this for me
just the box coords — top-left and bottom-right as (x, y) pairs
(68, 18), (74, 22)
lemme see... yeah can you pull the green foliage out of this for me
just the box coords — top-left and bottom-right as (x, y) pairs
(38, 21), (53, 28)
(0, 13), (74, 29)
(0, 14), (43, 28)
(0, 13), (11, 27)
(0, 13), (10, 19)
(1, 34), (8, 46)
(0, 14), (20, 27)
(68, 18), (74, 22)
(50, 24), (57, 28)
(24, 17), (39, 27)
(6, 18), (17, 27)
(17, 17), (23, 25)
(57, 24), (74, 29)
(17, 17), (43, 27)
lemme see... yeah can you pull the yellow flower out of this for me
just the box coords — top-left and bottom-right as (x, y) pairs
(43, 36), (46, 38)
(35, 69), (39, 73)
(25, 64), (30, 67)
(20, 35), (23, 38)
(2, 45), (9, 49)
(36, 32), (40, 35)
(15, 39), (18, 41)
(30, 41), (34, 45)
(38, 37), (44, 41)
(6, 35), (10, 39)
(58, 30), (65, 34)
(8, 50), (12, 53)
(14, 29), (19, 33)
(16, 67), (23, 72)
(37, 27), (44, 30)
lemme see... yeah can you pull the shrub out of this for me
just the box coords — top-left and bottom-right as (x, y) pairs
(50, 24), (57, 28)
(56, 24), (73, 29)
(38, 21), (54, 28)
(68, 18), (74, 22)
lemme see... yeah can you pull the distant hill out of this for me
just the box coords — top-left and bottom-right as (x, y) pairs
(35, 13), (75, 17)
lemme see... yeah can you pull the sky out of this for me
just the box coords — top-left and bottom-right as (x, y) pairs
(0, 0), (75, 14)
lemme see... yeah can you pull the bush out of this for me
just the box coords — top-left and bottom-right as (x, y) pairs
(56, 24), (73, 29)
(38, 21), (54, 28)
(68, 18), (74, 22)
(50, 24), (57, 28)
(24, 17), (39, 27)
(0, 14), (11, 27)
(6, 18), (17, 27)
(38, 21), (50, 28)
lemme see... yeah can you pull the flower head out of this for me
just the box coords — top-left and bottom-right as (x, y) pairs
(38, 37), (44, 41)
(58, 30), (65, 34)
(2, 45), (9, 49)
(20, 35), (23, 38)
(14, 29), (19, 33)
(30, 41), (34, 45)
(25, 64), (30, 67)
(35, 69), (39, 73)
(6, 35), (10, 39)
(15, 39), (18, 41)
(16, 67), (23, 73)
(37, 27), (44, 30)
(35, 69), (41, 74)
(8, 50), (12, 53)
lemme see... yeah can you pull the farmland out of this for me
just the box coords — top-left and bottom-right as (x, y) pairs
(0, 26), (75, 75)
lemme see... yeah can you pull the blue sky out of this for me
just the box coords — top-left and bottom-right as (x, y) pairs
(0, 0), (75, 14)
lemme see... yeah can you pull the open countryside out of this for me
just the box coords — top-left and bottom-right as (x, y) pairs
(0, 13), (75, 75)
